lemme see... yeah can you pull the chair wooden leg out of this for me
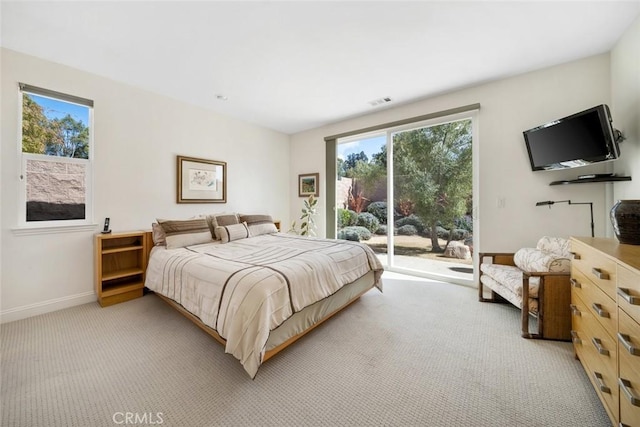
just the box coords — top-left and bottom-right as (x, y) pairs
(521, 274), (538, 339)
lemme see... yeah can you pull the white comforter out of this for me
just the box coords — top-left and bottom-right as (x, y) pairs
(145, 233), (383, 378)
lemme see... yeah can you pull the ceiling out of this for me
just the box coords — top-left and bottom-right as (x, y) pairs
(2, 1), (639, 135)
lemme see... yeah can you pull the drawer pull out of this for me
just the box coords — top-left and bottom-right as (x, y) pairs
(618, 378), (640, 407)
(594, 372), (611, 394)
(591, 267), (609, 280)
(570, 278), (581, 288)
(591, 303), (610, 318)
(571, 330), (582, 345)
(570, 304), (581, 316)
(617, 288), (640, 306)
(570, 251), (581, 260)
(617, 333), (640, 356)
(591, 337), (609, 356)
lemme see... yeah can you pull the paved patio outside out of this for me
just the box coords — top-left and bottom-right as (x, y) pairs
(376, 253), (475, 286)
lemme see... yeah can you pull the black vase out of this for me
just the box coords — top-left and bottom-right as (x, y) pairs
(610, 200), (640, 245)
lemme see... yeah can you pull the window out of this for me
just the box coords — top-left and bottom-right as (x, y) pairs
(18, 83), (94, 228)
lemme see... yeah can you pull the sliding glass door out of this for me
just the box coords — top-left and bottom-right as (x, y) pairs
(335, 111), (477, 285)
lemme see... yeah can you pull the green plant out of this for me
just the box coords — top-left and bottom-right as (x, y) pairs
(450, 228), (470, 240)
(395, 214), (425, 234)
(436, 225), (449, 239)
(289, 194), (318, 237)
(366, 201), (388, 224)
(337, 226), (372, 241)
(337, 208), (358, 228)
(397, 224), (418, 236)
(356, 212), (380, 233)
(375, 225), (387, 235)
(337, 228), (360, 241)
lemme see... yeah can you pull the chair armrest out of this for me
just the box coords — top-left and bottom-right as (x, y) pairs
(523, 271), (570, 278)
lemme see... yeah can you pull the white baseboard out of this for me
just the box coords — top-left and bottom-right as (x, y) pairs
(1, 291), (96, 324)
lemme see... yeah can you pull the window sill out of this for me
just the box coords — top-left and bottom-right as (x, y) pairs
(12, 223), (99, 236)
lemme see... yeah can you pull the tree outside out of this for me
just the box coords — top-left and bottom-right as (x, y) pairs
(336, 119), (473, 260)
(393, 119), (472, 252)
(22, 94), (89, 159)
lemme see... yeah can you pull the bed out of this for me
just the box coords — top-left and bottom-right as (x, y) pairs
(144, 215), (383, 378)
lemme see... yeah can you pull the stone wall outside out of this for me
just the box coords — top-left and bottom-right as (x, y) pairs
(26, 159), (85, 204)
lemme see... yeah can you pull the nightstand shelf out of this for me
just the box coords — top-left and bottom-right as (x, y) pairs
(102, 244), (145, 255)
(95, 231), (149, 307)
(101, 281), (144, 298)
(102, 267), (145, 282)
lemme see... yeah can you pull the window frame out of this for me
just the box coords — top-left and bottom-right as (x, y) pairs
(16, 84), (95, 231)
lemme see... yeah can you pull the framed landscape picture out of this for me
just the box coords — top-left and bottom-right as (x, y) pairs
(177, 155), (227, 203)
(298, 173), (319, 197)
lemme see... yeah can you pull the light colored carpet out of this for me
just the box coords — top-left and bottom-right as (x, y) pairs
(1, 274), (609, 427)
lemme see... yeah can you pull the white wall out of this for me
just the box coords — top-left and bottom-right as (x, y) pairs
(612, 15), (640, 201)
(1, 49), (291, 322)
(290, 54), (614, 252)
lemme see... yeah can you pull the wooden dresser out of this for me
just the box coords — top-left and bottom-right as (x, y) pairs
(570, 237), (640, 426)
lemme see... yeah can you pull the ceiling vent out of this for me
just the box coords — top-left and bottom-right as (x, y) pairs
(368, 97), (392, 107)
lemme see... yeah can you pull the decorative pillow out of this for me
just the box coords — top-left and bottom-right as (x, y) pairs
(239, 214), (278, 237)
(536, 236), (571, 257)
(151, 222), (166, 246)
(514, 247), (571, 273)
(157, 218), (213, 249)
(216, 222), (251, 243)
(206, 213), (240, 240)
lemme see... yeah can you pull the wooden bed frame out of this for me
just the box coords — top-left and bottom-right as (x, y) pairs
(154, 286), (370, 362)
(144, 231), (374, 363)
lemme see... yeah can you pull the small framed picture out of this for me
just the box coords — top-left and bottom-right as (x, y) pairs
(177, 155), (227, 203)
(298, 173), (319, 197)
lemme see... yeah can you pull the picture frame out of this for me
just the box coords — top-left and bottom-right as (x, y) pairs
(177, 155), (227, 203)
(298, 173), (319, 197)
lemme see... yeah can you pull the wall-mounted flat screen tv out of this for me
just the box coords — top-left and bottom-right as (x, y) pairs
(523, 104), (621, 171)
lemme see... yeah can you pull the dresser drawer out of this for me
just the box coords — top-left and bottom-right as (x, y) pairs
(588, 365), (619, 425)
(584, 307), (617, 380)
(571, 239), (617, 300)
(571, 292), (617, 380)
(618, 309), (640, 367)
(619, 348), (640, 427)
(571, 267), (618, 339)
(570, 294), (592, 365)
(618, 265), (640, 326)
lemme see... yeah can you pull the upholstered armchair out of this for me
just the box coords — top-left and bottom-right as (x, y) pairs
(478, 236), (572, 341)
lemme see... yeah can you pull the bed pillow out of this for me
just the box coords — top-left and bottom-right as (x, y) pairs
(239, 214), (278, 237)
(206, 213), (240, 240)
(151, 222), (166, 246)
(157, 218), (213, 249)
(216, 222), (251, 243)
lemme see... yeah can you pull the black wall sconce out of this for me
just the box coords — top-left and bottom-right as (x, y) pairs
(536, 199), (594, 237)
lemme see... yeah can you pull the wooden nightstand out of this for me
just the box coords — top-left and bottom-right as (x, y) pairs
(94, 231), (149, 307)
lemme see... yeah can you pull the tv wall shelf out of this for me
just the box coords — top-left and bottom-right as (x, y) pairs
(550, 176), (631, 185)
